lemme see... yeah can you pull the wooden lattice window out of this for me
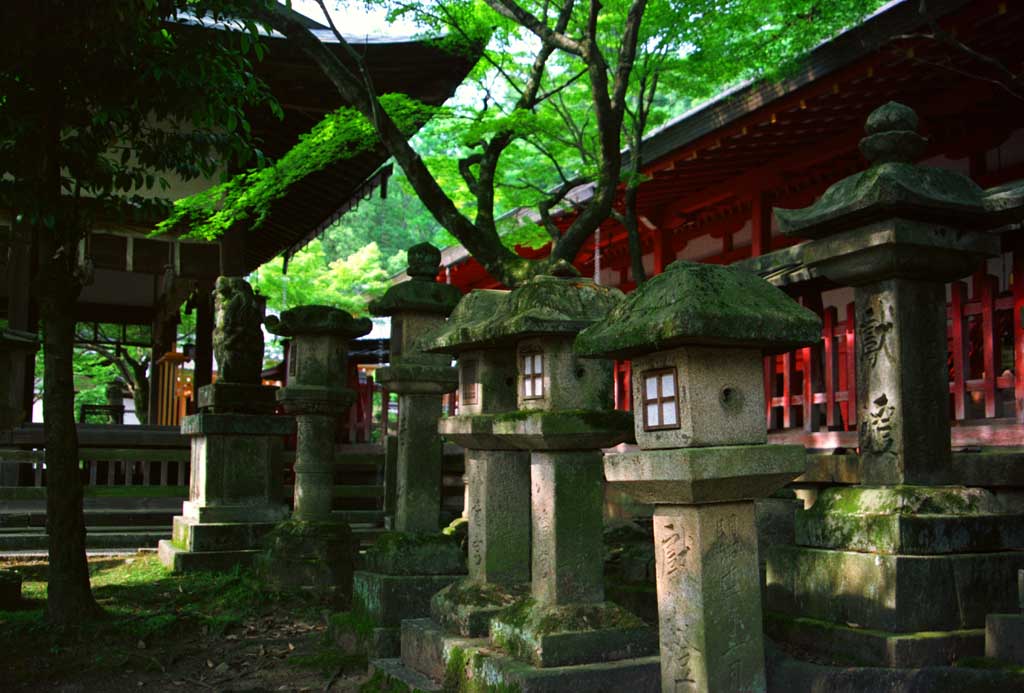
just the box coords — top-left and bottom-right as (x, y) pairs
(521, 350), (544, 399)
(461, 360), (479, 405)
(642, 367), (679, 431)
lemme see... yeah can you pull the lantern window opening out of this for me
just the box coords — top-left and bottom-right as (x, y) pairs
(462, 359), (479, 405)
(521, 350), (545, 400)
(642, 367), (680, 431)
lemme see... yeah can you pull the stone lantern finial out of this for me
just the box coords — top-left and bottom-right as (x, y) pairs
(859, 101), (927, 165)
(407, 242), (442, 280)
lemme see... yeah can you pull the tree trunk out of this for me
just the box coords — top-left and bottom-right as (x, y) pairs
(38, 231), (102, 626)
(623, 184), (647, 285)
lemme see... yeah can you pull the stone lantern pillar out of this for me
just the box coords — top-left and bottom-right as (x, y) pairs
(416, 289), (533, 638)
(576, 261), (820, 693)
(762, 102), (1024, 668)
(159, 277), (293, 572)
(369, 243), (462, 533)
(0, 328), (38, 431)
(483, 265), (657, 678)
(257, 304), (371, 602)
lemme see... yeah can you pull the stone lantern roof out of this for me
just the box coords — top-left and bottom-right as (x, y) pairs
(465, 263), (626, 349)
(775, 101), (991, 239)
(575, 260), (821, 360)
(368, 243), (463, 317)
(418, 289), (510, 355)
(265, 304), (371, 339)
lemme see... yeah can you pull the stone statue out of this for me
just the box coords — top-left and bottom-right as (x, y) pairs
(212, 276), (264, 384)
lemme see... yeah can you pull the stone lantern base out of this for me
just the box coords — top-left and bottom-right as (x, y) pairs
(253, 519), (355, 607)
(158, 410), (292, 573)
(350, 532), (467, 657)
(766, 486), (1024, 667)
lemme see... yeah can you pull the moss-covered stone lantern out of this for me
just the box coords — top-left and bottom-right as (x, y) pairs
(369, 242), (462, 533)
(257, 304), (371, 604)
(576, 260), (820, 693)
(416, 289), (533, 637)
(441, 263), (658, 682)
(761, 102), (1024, 668)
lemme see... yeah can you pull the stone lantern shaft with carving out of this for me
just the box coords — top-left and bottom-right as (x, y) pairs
(576, 260), (821, 693)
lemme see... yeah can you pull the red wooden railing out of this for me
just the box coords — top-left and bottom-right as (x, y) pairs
(764, 272), (1019, 433)
(609, 268), (1023, 437)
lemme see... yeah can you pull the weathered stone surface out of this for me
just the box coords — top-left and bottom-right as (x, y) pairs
(183, 427), (287, 516)
(196, 382), (278, 414)
(490, 599), (655, 668)
(630, 347), (767, 449)
(430, 578), (529, 638)
(394, 393), (444, 533)
(766, 545), (1024, 633)
(353, 571), (464, 627)
(491, 409), (633, 451)
(795, 486), (1024, 554)
(465, 449), (531, 584)
(265, 304), (372, 338)
(400, 617), (487, 682)
(255, 520), (353, 606)
(437, 415), (522, 450)
(181, 413), (294, 437)
(604, 444), (807, 505)
(158, 540), (261, 573)
(291, 413), (337, 521)
(575, 260), (821, 360)
(212, 276), (264, 384)
(654, 502), (767, 693)
(0, 568), (22, 609)
(860, 278), (954, 485)
(986, 613), (1024, 664)
(275, 386), (354, 415)
(530, 451), (606, 605)
(171, 516), (278, 553)
(368, 243), (462, 317)
(373, 651), (661, 693)
(363, 532), (467, 576)
(453, 348), (519, 416)
(419, 290), (511, 355)
(766, 611), (984, 668)
(775, 102), (994, 238)
(514, 337), (616, 413)
(375, 363), (458, 394)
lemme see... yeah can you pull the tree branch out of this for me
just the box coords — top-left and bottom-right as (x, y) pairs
(484, 0), (585, 56)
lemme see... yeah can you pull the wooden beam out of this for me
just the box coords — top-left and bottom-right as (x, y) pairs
(751, 190), (772, 257)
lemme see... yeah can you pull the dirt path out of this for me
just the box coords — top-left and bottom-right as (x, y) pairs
(0, 555), (378, 693)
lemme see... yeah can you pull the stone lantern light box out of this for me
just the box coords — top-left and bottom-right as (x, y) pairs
(578, 261), (821, 451)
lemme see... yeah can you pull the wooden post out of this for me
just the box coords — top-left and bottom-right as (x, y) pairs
(751, 190), (772, 257)
(1014, 243), (1024, 423)
(950, 281), (968, 421)
(193, 284), (214, 392)
(781, 351), (793, 429)
(844, 301), (857, 428)
(978, 274), (999, 419)
(823, 307), (838, 429)
(764, 355), (775, 429)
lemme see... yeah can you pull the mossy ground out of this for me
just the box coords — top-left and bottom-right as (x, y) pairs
(0, 552), (374, 691)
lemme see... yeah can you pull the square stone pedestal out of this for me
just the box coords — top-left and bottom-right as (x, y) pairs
(159, 412), (292, 573)
(351, 532), (467, 657)
(766, 486), (1024, 667)
(371, 617), (660, 693)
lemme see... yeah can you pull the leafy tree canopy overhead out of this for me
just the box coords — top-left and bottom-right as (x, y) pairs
(169, 0), (884, 287)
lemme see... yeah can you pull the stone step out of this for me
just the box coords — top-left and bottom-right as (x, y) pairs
(0, 527), (168, 551)
(157, 539), (260, 573)
(0, 509), (176, 528)
(400, 618), (487, 682)
(368, 658), (442, 692)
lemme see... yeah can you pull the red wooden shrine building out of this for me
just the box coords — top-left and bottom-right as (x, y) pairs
(428, 0), (1024, 446)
